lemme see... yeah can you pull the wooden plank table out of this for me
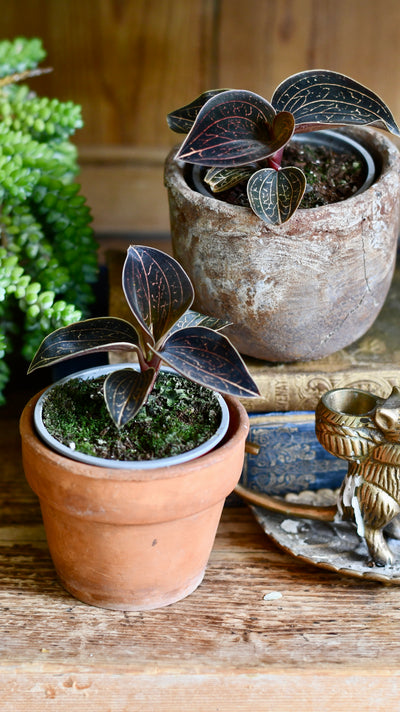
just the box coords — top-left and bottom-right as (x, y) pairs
(2, 383), (400, 711)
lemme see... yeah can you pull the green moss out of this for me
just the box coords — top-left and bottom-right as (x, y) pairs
(42, 371), (223, 461)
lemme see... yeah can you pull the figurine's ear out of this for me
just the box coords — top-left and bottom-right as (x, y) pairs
(374, 407), (398, 434)
(374, 386), (400, 434)
(374, 405), (400, 435)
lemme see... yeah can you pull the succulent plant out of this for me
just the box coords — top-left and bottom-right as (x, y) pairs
(29, 245), (259, 427)
(0, 37), (98, 404)
(167, 69), (400, 225)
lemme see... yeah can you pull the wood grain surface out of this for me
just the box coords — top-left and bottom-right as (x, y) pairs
(2, 394), (400, 710)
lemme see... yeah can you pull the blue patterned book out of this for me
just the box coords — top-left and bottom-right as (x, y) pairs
(241, 411), (347, 497)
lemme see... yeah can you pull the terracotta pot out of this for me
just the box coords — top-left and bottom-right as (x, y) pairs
(19, 390), (249, 611)
(165, 127), (400, 362)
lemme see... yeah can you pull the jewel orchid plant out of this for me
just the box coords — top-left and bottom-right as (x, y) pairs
(28, 245), (259, 427)
(167, 69), (400, 225)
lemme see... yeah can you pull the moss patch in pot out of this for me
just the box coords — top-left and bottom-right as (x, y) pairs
(41, 372), (222, 461)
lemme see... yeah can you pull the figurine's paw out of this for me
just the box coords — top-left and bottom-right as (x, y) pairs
(369, 549), (395, 567)
(364, 527), (395, 567)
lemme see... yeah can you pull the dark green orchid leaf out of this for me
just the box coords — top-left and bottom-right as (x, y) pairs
(28, 317), (140, 373)
(122, 245), (194, 350)
(169, 309), (231, 336)
(156, 327), (260, 398)
(167, 89), (231, 133)
(272, 69), (400, 136)
(204, 166), (254, 193)
(247, 166), (306, 225)
(177, 90), (295, 167)
(104, 367), (155, 428)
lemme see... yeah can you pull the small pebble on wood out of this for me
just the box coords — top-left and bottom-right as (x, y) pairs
(263, 591), (283, 601)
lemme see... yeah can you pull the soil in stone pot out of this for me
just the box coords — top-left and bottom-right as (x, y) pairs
(165, 127), (400, 362)
(189, 130), (375, 211)
(19, 363), (250, 611)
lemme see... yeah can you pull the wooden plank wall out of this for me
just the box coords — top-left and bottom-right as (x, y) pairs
(2, 0), (400, 234)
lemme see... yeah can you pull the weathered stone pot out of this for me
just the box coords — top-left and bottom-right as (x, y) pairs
(165, 127), (400, 362)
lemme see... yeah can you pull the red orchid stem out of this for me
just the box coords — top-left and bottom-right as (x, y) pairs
(268, 147), (285, 171)
(136, 349), (161, 398)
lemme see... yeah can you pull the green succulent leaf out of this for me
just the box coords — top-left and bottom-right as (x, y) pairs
(0, 37), (46, 78)
(167, 89), (230, 133)
(104, 367), (155, 428)
(156, 326), (260, 398)
(28, 317), (140, 372)
(122, 245), (194, 349)
(272, 69), (400, 136)
(204, 166), (254, 193)
(247, 166), (306, 225)
(177, 90), (295, 167)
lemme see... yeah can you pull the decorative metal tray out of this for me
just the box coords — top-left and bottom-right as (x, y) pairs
(251, 488), (400, 584)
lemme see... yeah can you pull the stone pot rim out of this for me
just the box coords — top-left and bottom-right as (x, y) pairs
(165, 126), (399, 229)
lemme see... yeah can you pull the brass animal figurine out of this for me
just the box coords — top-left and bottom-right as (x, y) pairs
(315, 386), (400, 567)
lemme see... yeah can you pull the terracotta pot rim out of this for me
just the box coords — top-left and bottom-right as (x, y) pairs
(20, 388), (249, 483)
